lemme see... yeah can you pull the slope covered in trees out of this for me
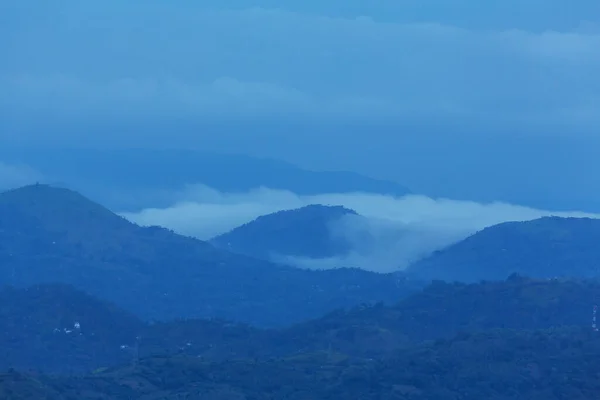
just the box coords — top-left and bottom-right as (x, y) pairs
(0, 184), (419, 327)
(3, 186), (600, 398)
(3, 276), (598, 374)
(3, 327), (600, 399)
(274, 274), (600, 357)
(0, 284), (143, 373)
(407, 216), (600, 282)
(211, 204), (358, 261)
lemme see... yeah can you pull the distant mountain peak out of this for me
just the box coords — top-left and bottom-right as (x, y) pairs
(252, 204), (357, 222)
(3, 182), (77, 197)
(211, 204), (358, 260)
(0, 183), (134, 233)
(2, 183), (110, 210)
(0, 148), (410, 211)
(0, 187), (410, 327)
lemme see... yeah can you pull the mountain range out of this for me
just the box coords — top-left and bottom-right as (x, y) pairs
(0, 148), (411, 211)
(0, 184), (419, 327)
(1, 277), (599, 399)
(210, 202), (600, 281)
(2, 183), (600, 398)
(1, 275), (598, 374)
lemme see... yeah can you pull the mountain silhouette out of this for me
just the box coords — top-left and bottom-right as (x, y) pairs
(3, 275), (598, 374)
(0, 184), (418, 327)
(0, 148), (411, 211)
(407, 216), (600, 282)
(211, 204), (357, 261)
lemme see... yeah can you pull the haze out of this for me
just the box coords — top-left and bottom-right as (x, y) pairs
(1, 1), (599, 272)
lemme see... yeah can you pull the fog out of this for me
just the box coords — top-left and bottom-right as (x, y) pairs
(3, 1), (599, 269)
(122, 186), (600, 272)
(2, 3), (599, 210)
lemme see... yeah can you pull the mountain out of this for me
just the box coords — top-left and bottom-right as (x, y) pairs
(4, 278), (600, 398)
(210, 204), (358, 261)
(0, 148), (411, 211)
(407, 216), (600, 282)
(0, 283), (279, 373)
(0, 184), (419, 327)
(276, 274), (600, 357)
(4, 276), (598, 374)
(0, 284), (144, 374)
(3, 326), (600, 399)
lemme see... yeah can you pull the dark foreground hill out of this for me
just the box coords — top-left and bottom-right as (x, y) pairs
(3, 326), (600, 399)
(275, 274), (600, 357)
(3, 276), (599, 374)
(0, 284), (143, 373)
(210, 204), (358, 261)
(407, 216), (600, 282)
(0, 283), (267, 374)
(0, 184), (419, 327)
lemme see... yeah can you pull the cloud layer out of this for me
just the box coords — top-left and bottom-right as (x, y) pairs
(122, 186), (600, 272)
(1, 5), (599, 125)
(2, 3), (598, 215)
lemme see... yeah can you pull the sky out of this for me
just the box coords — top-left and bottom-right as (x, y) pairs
(1, 2), (599, 212)
(2, 1), (600, 124)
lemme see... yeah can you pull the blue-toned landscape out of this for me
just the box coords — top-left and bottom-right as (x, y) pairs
(2, 1), (600, 398)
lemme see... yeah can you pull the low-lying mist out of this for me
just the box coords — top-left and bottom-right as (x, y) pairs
(120, 185), (600, 273)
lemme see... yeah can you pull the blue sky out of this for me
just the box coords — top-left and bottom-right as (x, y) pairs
(1, 1), (599, 211)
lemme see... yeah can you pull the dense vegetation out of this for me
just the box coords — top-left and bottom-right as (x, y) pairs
(211, 204), (357, 260)
(408, 216), (600, 282)
(2, 327), (600, 399)
(0, 284), (143, 373)
(0, 184), (420, 327)
(3, 184), (600, 398)
(2, 276), (598, 375)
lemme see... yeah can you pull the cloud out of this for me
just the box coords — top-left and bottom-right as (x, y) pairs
(0, 75), (404, 120)
(1, 6), (600, 124)
(120, 185), (308, 239)
(121, 185), (600, 273)
(0, 162), (41, 190)
(2, 4), (598, 215)
(0, 76), (311, 119)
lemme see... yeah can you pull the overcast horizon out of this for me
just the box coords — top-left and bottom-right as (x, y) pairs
(1, 1), (599, 212)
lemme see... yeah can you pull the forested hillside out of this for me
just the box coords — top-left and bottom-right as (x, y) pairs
(0, 184), (419, 327)
(211, 204), (357, 260)
(2, 276), (597, 375)
(408, 216), (600, 282)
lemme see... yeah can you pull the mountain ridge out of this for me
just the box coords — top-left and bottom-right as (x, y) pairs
(2, 275), (598, 374)
(211, 204), (358, 260)
(0, 184), (418, 327)
(407, 215), (600, 282)
(0, 148), (411, 211)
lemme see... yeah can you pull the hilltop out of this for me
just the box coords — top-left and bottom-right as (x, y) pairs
(3, 276), (599, 374)
(0, 184), (418, 327)
(407, 216), (600, 282)
(211, 204), (358, 261)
